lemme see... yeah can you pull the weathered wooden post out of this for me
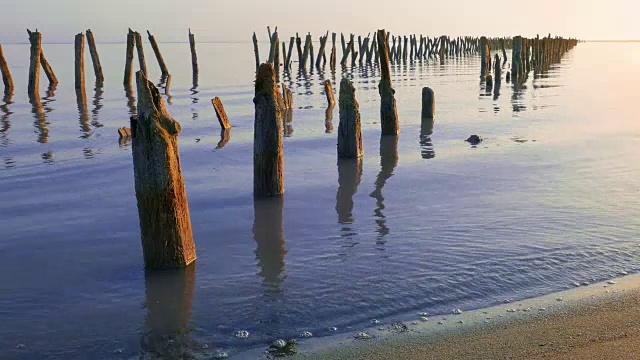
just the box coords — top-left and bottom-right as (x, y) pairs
(376, 30), (399, 136)
(74, 33), (87, 106)
(282, 83), (293, 110)
(254, 63), (284, 197)
(189, 29), (199, 78)
(494, 54), (502, 82)
(86, 29), (104, 82)
(480, 36), (490, 79)
(316, 32), (329, 68)
(338, 78), (363, 159)
(501, 38), (508, 66)
(147, 30), (169, 77)
(286, 37), (295, 69)
(27, 30), (58, 87)
(211, 97), (231, 129)
(132, 71), (196, 269)
(27, 30), (41, 98)
(330, 33), (337, 71)
(340, 39), (352, 67)
(324, 79), (335, 107)
(511, 36), (522, 84)
(252, 32), (260, 71)
(124, 29), (136, 88)
(133, 31), (148, 77)
(421, 87), (435, 120)
(0, 44), (14, 96)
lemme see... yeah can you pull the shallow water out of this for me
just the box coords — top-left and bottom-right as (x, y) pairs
(1, 41), (639, 359)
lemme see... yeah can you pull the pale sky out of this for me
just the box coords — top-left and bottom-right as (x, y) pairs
(0, 0), (637, 43)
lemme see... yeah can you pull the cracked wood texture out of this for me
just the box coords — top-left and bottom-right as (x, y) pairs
(337, 78), (363, 159)
(132, 70), (195, 269)
(253, 63), (284, 197)
(211, 97), (231, 129)
(27, 31), (41, 98)
(376, 29), (399, 136)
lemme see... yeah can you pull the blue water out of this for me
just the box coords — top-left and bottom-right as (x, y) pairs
(1, 40), (639, 359)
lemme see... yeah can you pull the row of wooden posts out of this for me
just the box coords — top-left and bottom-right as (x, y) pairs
(477, 34), (578, 96)
(0, 28), (576, 269)
(254, 27), (516, 76)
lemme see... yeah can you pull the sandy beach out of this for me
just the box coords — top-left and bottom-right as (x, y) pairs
(292, 277), (640, 360)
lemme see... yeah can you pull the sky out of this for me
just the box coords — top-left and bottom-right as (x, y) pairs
(0, 0), (637, 43)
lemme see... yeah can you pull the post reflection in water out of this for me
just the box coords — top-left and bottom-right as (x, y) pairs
(253, 196), (287, 291)
(125, 85), (136, 117)
(1, 93), (13, 147)
(419, 118), (435, 160)
(30, 95), (48, 144)
(325, 105), (334, 133)
(190, 76), (199, 120)
(283, 109), (293, 137)
(370, 136), (399, 246)
(511, 83), (527, 113)
(91, 80), (104, 128)
(215, 128), (230, 150)
(77, 89), (91, 139)
(336, 158), (363, 242)
(140, 265), (197, 359)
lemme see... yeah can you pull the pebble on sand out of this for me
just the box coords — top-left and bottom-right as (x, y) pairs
(234, 330), (250, 339)
(453, 309), (463, 315)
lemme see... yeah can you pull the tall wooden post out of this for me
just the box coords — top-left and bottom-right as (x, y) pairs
(324, 80), (335, 107)
(132, 31), (148, 77)
(376, 30), (399, 136)
(147, 30), (169, 77)
(421, 87), (435, 120)
(480, 36), (490, 79)
(86, 29), (105, 82)
(253, 63), (284, 197)
(338, 78), (363, 159)
(511, 36), (523, 84)
(74, 33), (87, 106)
(27, 30), (58, 87)
(27, 30), (41, 98)
(124, 29), (136, 88)
(330, 33), (337, 71)
(252, 32), (260, 71)
(132, 71), (196, 269)
(189, 29), (199, 78)
(0, 44), (14, 96)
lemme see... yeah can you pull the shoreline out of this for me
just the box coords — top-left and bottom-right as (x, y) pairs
(237, 274), (640, 359)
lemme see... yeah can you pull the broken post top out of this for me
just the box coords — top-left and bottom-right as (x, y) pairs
(135, 70), (181, 136)
(254, 63), (279, 106)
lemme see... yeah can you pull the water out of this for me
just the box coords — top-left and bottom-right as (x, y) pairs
(1, 41), (639, 359)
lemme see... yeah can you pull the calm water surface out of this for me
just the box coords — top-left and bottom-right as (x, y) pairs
(1, 41), (639, 359)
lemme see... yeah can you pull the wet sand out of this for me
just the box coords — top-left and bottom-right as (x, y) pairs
(292, 277), (640, 360)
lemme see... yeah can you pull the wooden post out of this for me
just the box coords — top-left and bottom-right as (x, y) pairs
(296, 33), (303, 62)
(133, 31), (148, 77)
(282, 83), (293, 110)
(252, 32), (260, 71)
(271, 32), (280, 82)
(74, 33), (87, 106)
(511, 36), (522, 84)
(338, 78), (363, 159)
(376, 30), (399, 136)
(340, 39), (352, 67)
(253, 63), (284, 197)
(147, 30), (169, 76)
(324, 79), (335, 107)
(27, 29), (58, 87)
(494, 54), (501, 82)
(300, 34), (311, 69)
(480, 36), (490, 79)
(189, 29), (199, 77)
(132, 70), (196, 269)
(124, 29), (136, 87)
(421, 87), (435, 120)
(501, 38), (508, 66)
(316, 32), (329, 68)
(211, 97), (231, 129)
(0, 44), (14, 96)
(330, 33), (337, 71)
(286, 37), (295, 69)
(27, 30), (41, 98)
(86, 29), (105, 82)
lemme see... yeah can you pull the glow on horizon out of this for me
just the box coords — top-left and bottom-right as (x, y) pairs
(0, 0), (637, 43)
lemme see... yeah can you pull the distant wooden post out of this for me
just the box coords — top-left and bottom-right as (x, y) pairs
(329, 33), (337, 71)
(282, 83), (293, 110)
(189, 29), (199, 77)
(338, 78), (363, 159)
(316, 31), (329, 68)
(252, 32), (260, 71)
(27, 30), (41, 98)
(296, 34), (303, 62)
(86, 29), (105, 82)
(133, 31), (148, 77)
(480, 36), (490, 79)
(124, 29), (136, 87)
(376, 30), (399, 136)
(494, 54), (502, 82)
(211, 97), (231, 129)
(147, 30), (169, 76)
(75, 33), (87, 108)
(253, 63), (284, 197)
(500, 38), (508, 66)
(323, 79), (336, 107)
(0, 44), (14, 96)
(511, 36), (522, 83)
(421, 87), (435, 120)
(132, 71), (196, 269)
(286, 37), (295, 69)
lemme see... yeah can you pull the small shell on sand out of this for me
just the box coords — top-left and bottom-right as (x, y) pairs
(453, 309), (463, 315)
(420, 316), (429, 322)
(419, 312), (428, 317)
(371, 319), (380, 324)
(234, 330), (249, 339)
(355, 332), (371, 340)
(507, 308), (517, 313)
(438, 321), (444, 325)
(272, 339), (287, 349)
(556, 297), (563, 302)
(608, 280), (617, 285)
(328, 327), (338, 332)
(214, 351), (229, 359)
(300, 331), (313, 338)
